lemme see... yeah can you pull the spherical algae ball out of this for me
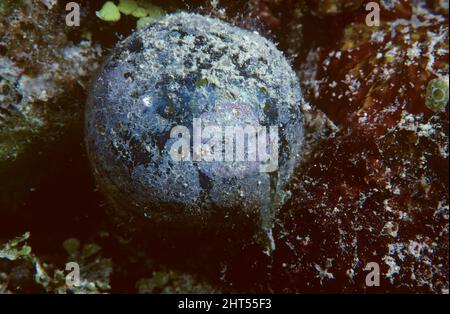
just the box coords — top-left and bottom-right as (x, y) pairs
(85, 13), (305, 248)
(426, 76), (449, 113)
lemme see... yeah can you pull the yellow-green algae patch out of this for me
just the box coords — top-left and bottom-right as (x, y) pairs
(96, 1), (121, 22)
(426, 76), (449, 112)
(117, 0), (138, 15)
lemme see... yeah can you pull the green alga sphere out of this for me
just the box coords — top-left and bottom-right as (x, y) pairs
(426, 76), (449, 112)
(85, 13), (305, 253)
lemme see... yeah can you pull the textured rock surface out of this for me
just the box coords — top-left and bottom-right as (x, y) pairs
(299, 0), (449, 128)
(0, 0), (101, 211)
(262, 0), (449, 293)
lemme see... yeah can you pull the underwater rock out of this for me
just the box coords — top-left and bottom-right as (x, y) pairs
(0, 0), (101, 211)
(249, 0), (449, 292)
(267, 114), (449, 293)
(298, 0), (449, 129)
(86, 13), (306, 253)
